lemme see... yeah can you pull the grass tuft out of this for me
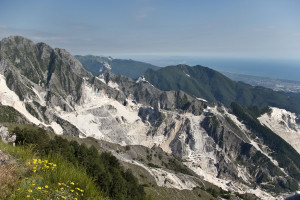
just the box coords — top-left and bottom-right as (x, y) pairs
(0, 141), (108, 200)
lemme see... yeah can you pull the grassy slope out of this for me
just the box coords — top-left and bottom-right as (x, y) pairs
(0, 139), (108, 200)
(144, 65), (300, 114)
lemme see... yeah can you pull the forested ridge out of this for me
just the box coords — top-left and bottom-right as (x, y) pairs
(145, 65), (300, 114)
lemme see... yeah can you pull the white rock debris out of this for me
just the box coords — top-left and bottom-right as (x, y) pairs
(0, 125), (16, 144)
(103, 62), (112, 70)
(57, 81), (149, 144)
(0, 74), (41, 125)
(0, 74), (63, 135)
(259, 107), (300, 154)
(196, 97), (208, 103)
(184, 72), (190, 77)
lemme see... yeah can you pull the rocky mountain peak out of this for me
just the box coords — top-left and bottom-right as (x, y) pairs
(0, 36), (91, 110)
(2, 35), (35, 46)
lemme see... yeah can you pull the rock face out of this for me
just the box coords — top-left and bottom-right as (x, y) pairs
(0, 36), (299, 198)
(0, 149), (16, 166)
(0, 36), (91, 111)
(0, 36), (92, 134)
(0, 125), (15, 144)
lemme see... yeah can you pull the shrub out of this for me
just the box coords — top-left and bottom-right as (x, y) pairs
(13, 126), (148, 200)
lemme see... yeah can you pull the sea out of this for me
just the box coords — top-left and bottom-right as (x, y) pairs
(117, 55), (300, 82)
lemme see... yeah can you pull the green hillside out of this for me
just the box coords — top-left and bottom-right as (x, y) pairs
(144, 65), (300, 114)
(0, 125), (109, 200)
(75, 55), (159, 79)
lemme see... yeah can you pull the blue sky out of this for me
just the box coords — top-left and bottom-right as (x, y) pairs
(0, 0), (300, 59)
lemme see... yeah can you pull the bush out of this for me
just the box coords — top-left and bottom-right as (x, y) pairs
(0, 141), (107, 200)
(13, 127), (148, 200)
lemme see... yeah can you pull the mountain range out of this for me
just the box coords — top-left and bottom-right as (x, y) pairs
(0, 36), (300, 199)
(144, 65), (300, 114)
(75, 55), (159, 79)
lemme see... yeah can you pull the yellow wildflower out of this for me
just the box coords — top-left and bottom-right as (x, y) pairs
(74, 198), (78, 200)
(61, 196), (66, 199)
(26, 195), (30, 198)
(33, 170), (36, 173)
(81, 189), (84, 192)
(71, 190), (74, 192)
(28, 189), (32, 193)
(32, 184), (35, 186)
(53, 164), (57, 167)
(28, 162), (31, 165)
(58, 182), (61, 186)
(45, 185), (48, 189)
(70, 182), (75, 185)
(55, 190), (59, 192)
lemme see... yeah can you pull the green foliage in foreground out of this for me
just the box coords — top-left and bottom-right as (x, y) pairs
(13, 126), (149, 200)
(0, 140), (108, 200)
(144, 65), (300, 114)
(231, 102), (300, 187)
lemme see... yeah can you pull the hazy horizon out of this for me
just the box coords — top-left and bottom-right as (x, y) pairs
(104, 54), (300, 81)
(1, 0), (300, 81)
